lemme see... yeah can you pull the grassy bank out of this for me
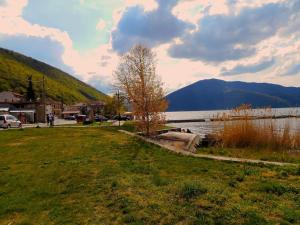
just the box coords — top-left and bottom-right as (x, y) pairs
(199, 147), (300, 164)
(0, 127), (299, 224)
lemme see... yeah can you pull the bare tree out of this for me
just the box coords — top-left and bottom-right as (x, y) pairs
(115, 45), (168, 136)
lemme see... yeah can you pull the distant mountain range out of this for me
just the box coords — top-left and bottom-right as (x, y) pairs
(166, 79), (300, 111)
(0, 48), (107, 104)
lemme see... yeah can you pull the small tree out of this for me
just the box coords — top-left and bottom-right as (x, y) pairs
(104, 94), (126, 118)
(26, 75), (35, 102)
(115, 45), (168, 136)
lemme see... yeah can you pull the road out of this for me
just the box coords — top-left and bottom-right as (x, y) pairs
(1, 119), (77, 130)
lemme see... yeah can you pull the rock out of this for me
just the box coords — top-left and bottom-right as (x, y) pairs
(200, 134), (218, 147)
(157, 132), (201, 153)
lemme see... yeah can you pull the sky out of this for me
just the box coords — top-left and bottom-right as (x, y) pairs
(1, 0), (300, 94)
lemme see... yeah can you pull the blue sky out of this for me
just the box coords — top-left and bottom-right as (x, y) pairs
(1, 0), (300, 93)
(22, 0), (118, 51)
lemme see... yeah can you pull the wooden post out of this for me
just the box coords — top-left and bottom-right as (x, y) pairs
(42, 75), (46, 123)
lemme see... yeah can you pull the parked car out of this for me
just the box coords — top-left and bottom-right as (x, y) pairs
(94, 115), (108, 122)
(64, 115), (76, 120)
(76, 115), (87, 123)
(113, 115), (130, 121)
(0, 114), (22, 128)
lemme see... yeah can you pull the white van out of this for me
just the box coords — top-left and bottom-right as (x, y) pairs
(0, 114), (22, 128)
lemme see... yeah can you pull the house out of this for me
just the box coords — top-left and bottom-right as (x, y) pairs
(62, 101), (105, 119)
(62, 103), (82, 118)
(46, 99), (64, 118)
(0, 91), (24, 103)
(0, 91), (36, 123)
(89, 101), (105, 115)
(0, 91), (64, 123)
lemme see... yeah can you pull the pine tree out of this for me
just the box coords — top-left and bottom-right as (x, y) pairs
(26, 75), (36, 102)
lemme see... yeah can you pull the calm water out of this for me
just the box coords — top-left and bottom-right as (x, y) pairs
(166, 108), (300, 136)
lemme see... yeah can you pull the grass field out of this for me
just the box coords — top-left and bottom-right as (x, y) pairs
(0, 127), (300, 225)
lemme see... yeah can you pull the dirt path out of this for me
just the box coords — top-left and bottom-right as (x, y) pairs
(119, 130), (297, 167)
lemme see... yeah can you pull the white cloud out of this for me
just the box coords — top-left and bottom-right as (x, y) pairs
(125, 0), (158, 12)
(96, 19), (106, 31)
(0, 0), (119, 88)
(1, 0), (300, 93)
(172, 0), (229, 25)
(0, 0), (27, 17)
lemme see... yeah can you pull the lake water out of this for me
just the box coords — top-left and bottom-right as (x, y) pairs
(165, 107), (300, 136)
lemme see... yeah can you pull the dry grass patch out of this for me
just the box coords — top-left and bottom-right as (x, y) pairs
(215, 105), (300, 151)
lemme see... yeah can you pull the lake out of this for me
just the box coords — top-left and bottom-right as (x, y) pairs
(165, 107), (300, 136)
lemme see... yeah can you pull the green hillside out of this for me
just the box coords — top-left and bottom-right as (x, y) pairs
(0, 48), (107, 104)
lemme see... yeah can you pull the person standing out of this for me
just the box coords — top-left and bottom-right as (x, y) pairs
(49, 113), (54, 127)
(51, 114), (55, 126)
(46, 114), (50, 127)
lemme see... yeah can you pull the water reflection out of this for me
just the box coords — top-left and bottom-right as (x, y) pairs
(166, 108), (300, 136)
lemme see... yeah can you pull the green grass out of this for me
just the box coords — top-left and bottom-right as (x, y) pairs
(199, 147), (300, 163)
(55, 121), (113, 127)
(0, 128), (299, 224)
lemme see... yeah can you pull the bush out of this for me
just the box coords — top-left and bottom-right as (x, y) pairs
(83, 120), (93, 125)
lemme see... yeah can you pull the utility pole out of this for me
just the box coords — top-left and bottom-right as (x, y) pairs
(61, 94), (64, 115)
(42, 75), (46, 123)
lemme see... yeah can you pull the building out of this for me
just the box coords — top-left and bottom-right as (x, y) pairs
(89, 101), (105, 115)
(46, 99), (64, 118)
(62, 103), (82, 118)
(0, 91), (64, 123)
(0, 91), (24, 103)
(0, 91), (36, 123)
(62, 101), (105, 119)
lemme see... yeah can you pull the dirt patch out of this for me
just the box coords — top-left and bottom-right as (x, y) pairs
(4, 136), (41, 147)
(5, 142), (25, 147)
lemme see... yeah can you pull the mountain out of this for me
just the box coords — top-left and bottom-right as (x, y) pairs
(0, 48), (107, 104)
(166, 79), (300, 111)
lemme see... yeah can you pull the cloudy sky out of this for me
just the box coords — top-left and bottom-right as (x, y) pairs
(1, 0), (300, 93)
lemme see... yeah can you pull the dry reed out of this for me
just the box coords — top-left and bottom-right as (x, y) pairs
(215, 104), (300, 151)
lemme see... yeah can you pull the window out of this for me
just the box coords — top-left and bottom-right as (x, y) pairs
(0, 116), (4, 121)
(8, 116), (17, 121)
